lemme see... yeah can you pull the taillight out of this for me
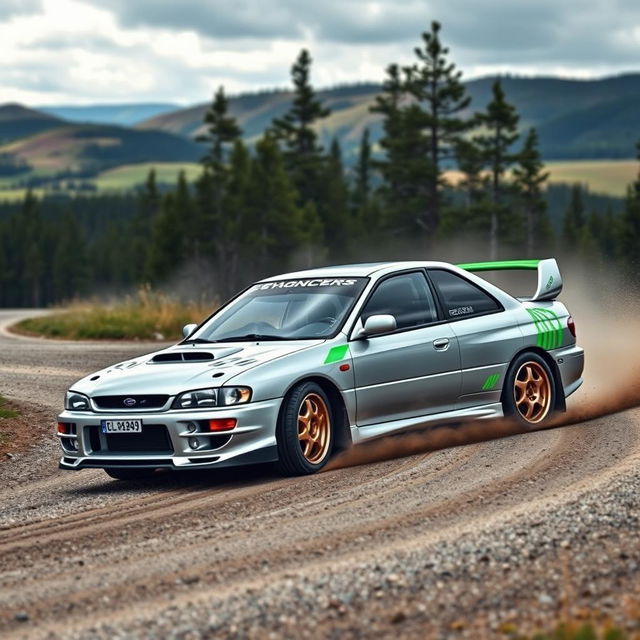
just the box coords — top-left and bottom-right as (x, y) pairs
(567, 316), (576, 337)
(57, 422), (68, 434)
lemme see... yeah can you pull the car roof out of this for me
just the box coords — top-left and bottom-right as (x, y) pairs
(259, 261), (453, 281)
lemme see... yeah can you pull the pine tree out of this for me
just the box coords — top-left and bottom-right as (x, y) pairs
(271, 49), (330, 205)
(474, 80), (520, 259)
(371, 64), (430, 235)
(618, 140), (640, 275)
(405, 20), (471, 234)
(351, 128), (379, 239)
(562, 184), (586, 247)
(130, 169), (160, 283)
(370, 64), (405, 220)
(513, 128), (550, 257)
(197, 87), (242, 172)
(243, 135), (304, 277)
(319, 138), (350, 258)
(52, 211), (89, 300)
(455, 138), (486, 214)
(145, 192), (185, 284)
(195, 88), (243, 298)
(18, 190), (44, 306)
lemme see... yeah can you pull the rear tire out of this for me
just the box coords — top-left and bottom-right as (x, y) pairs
(104, 468), (157, 481)
(503, 352), (557, 428)
(276, 382), (334, 476)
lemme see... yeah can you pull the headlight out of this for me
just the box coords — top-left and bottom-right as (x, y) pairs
(219, 386), (252, 406)
(171, 387), (251, 409)
(65, 391), (90, 411)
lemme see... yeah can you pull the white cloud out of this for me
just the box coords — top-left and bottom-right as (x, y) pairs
(0, 0), (639, 105)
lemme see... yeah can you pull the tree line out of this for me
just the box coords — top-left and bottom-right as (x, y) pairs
(1, 21), (640, 308)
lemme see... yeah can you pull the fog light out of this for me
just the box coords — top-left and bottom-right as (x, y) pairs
(207, 418), (237, 432)
(186, 422), (198, 433)
(69, 440), (78, 451)
(189, 437), (200, 449)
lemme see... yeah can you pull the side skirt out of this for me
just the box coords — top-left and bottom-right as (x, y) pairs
(351, 403), (504, 444)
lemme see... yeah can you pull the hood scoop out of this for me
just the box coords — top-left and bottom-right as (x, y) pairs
(151, 351), (214, 364)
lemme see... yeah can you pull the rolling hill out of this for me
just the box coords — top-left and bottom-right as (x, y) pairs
(139, 74), (640, 161)
(0, 104), (65, 143)
(0, 119), (201, 175)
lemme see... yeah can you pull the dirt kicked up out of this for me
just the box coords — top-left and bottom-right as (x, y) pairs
(1, 267), (640, 639)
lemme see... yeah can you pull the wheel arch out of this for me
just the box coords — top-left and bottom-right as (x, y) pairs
(278, 375), (352, 452)
(502, 346), (566, 412)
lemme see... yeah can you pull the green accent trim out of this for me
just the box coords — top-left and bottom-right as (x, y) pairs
(324, 344), (349, 364)
(458, 260), (541, 272)
(526, 308), (563, 350)
(481, 373), (500, 391)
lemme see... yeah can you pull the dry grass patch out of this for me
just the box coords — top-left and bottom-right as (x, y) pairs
(13, 288), (215, 341)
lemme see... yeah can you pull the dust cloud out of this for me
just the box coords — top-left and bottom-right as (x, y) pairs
(326, 263), (640, 471)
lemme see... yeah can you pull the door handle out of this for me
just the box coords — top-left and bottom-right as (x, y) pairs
(433, 338), (450, 351)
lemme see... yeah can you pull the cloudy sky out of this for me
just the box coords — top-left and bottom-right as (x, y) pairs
(2, 0), (640, 106)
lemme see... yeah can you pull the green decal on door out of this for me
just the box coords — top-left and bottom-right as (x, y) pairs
(324, 344), (349, 364)
(526, 308), (563, 350)
(482, 373), (500, 390)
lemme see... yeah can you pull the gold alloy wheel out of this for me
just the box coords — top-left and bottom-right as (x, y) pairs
(513, 360), (552, 424)
(297, 392), (331, 464)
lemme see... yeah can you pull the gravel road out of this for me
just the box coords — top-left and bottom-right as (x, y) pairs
(1, 307), (639, 639)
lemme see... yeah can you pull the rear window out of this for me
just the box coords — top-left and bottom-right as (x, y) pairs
(428, 269), (501, 319)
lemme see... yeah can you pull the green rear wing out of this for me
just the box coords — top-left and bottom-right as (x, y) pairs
(457, 258), (562, 302)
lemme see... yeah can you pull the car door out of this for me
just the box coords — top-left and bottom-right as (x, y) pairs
(427, 269), (524, 408)
(350, 271), (461, 431)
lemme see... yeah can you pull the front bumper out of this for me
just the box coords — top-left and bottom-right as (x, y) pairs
(57, 397), (281, 471)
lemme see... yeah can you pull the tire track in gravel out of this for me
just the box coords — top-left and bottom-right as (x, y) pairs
(1, 299), (640, 640)
(2, 411), (633, 637)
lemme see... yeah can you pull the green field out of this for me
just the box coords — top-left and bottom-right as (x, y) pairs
(0, 158), (636, 202)
(545, 159), (637, 196)
(444, 159), (637, 197)
(92, 162), (203, 190)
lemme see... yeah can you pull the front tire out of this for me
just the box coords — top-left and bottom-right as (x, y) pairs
(503, 352), (557, 427)
(276, 382), (334, 476)
(104, 468), (157, 481)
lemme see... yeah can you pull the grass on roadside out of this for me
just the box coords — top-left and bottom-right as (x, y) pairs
(514, 623), (628, 639)
(0, 396), (18, 420)
(14, 288), (215, 341)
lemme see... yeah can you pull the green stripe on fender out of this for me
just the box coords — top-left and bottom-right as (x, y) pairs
(481, 373), (500, 391)
(526, 308), (563, 350)
(324, 345), (349, 364)
(457, 260), (541, 271)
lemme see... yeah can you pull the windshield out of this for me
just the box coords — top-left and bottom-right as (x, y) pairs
(190, 277), (368, 342)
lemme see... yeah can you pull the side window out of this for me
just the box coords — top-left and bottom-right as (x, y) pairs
(361, 272), (438, 330)
(428, 270), (501, 319)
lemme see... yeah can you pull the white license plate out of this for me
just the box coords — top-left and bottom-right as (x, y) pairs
(101, 419), (143, 433)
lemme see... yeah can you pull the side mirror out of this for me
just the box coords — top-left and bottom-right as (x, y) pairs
(182, 323), (198, 339)
(354, 314), (397, 339)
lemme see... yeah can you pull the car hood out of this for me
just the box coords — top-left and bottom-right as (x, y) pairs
(71, 341), (323, 397)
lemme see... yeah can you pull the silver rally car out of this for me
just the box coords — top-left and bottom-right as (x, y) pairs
(58, 259), (584, 480)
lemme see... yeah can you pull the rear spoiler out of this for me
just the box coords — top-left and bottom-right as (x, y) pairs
(457, 258), (562, 302)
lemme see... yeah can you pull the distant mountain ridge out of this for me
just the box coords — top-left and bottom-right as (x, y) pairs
(138, 74), (640, 160)
(1, 73), (639, 184)
(40, 103), (179, 127)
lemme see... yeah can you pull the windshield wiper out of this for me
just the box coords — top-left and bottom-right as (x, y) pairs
(215, 333), (289, 342)
(182, 337), (217, 344)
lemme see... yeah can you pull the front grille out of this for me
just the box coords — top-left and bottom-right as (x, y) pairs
(86, 424), (174, 454)
(93, 395), (169, 410)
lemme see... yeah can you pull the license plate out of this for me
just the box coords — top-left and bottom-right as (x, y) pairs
(101, 419), (143, 434)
